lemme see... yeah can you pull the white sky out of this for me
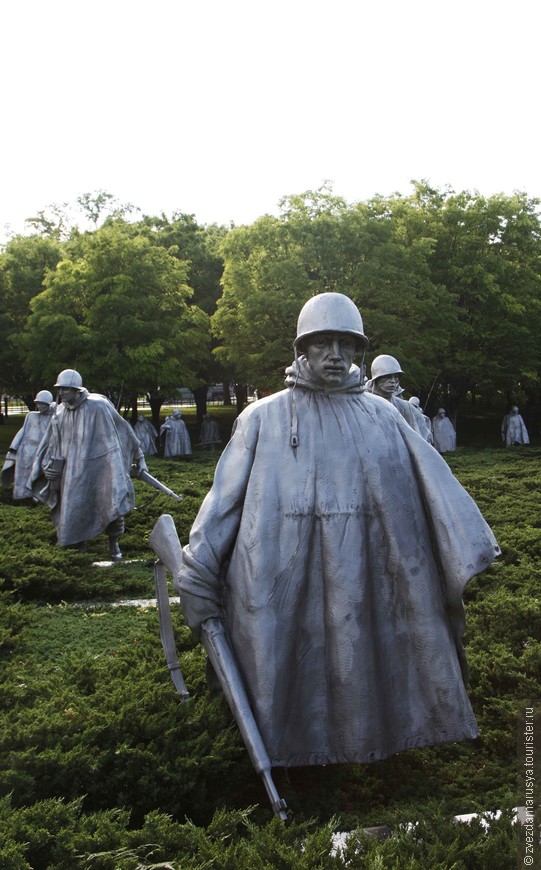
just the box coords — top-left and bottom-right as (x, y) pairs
(1, 0), (540, 241)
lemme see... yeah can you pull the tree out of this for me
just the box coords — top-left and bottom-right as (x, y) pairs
(0, 235), (63, 405)
(413, 184), (541, 415)
(212, 184), (446, 395)
(213, 182), (541, 418)
(20, 221), (211, 427)
(76, 190), (139, 228)
(134, 212), (229, 420)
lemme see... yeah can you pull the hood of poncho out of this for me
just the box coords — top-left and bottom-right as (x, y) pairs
(284, 356), (364, 394)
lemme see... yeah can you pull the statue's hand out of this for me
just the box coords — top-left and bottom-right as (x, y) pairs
(136, 456), (148, 475)
(44, 467), (61, 481)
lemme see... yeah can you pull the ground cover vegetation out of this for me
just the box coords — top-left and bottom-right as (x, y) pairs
(0, 419), (538, 867)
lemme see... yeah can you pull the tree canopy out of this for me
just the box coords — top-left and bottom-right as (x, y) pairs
(19, 222), (210, 409)
(212, 182), (541, 412)
(2, 183), (541, 419)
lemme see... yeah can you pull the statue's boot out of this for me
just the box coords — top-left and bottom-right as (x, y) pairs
(106, 517), (125, 562)
(108, 537), (122, 562)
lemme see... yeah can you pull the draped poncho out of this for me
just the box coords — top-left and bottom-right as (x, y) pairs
(2, 406), (55, 499)
(32, 391), (143, 546)
(179, 360), (500, 767)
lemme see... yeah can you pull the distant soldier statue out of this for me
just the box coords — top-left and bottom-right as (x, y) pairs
(1, 390), (56, 500)
(133, 414), (158, 456)
(198, 414), (222, 451)
(366, 355), (432, 440)
(160, 409), (192, 457)
(432, 408), (457, 453)
(409, 395), (434, 445)
(501, 406), (530, 447)
(178, 292), (500, 770)
(31, 369), (147, 561)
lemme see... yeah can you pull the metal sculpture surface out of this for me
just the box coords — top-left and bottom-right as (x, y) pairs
(160, 409), (192, 457)
(177, 294), (500, 769)
(501, 406), (530, 447)
(31, 369), (147, 560)
(366, 354), (432, 441)
(432, 408), (457, 453)
(133, 414), (158, 455)
(2, 390), (55, 499)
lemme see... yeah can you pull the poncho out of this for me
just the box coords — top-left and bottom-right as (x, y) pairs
(501, 413), (529, 447)
(432, 415), (457, 453)
(179, 360), (500, 767)
(160, 416), (192, 456)
(133, 418), (159, 455)
(32, 391), (143, 546)
(2, 406), (55, 499)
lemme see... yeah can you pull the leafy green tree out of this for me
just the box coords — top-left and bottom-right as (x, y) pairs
(0, 235), (63, 405)
(419, 184), (541, 414)
(213, 182), (541, 417)
(20, 221), (210, 425)
(134, 212), (229, 419)
(212, 185), (446, 394)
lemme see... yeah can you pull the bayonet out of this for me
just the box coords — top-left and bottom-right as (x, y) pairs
(137, 468), (183, 501)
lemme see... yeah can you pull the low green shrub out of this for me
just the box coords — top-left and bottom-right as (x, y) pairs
(0, 445), (539, 867)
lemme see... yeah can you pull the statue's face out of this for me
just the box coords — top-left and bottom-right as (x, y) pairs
(373, 374), (400, 400)
(35, 402), (50, 414)
(304, 332), (356, 388)
(58, 387), (79, 408)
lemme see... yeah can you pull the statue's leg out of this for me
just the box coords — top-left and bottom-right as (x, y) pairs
(106, 517), (125, 562)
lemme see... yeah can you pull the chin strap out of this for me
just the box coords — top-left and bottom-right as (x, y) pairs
(290, 393), (299, 448)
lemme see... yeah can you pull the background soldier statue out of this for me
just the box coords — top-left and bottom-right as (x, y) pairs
(366, 354), (432, 440)
(198, 414), (222, 451)
(409, 395), (434, 444)
(501, 405), (530, 447)
(133, 413), (158, 455)
(160, 408), (192, 457)
(1, 390), (56, 500)
(178, 293), (500, 771)
(32, 369), (147, 561)
(432, 407), (457, 453)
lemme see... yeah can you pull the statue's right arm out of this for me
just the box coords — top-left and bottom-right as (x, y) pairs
(179, 411), (258, 633)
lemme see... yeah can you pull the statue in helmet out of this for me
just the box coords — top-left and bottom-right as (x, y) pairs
(198, 414), (222, 451)
(178, 292), (500, 770)
(133, 414), (159, 456)
(432, 408), (457, 453)
(501, 405), (530, 447)
(160, 408), (192, 457)
(1, 390), (56, 500)
(409, 396), (434, 445)
(30, 369), (148, 561)
(365, 355), (432, 441)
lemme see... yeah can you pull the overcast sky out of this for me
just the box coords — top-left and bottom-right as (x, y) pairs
(1, 0), (539, 242)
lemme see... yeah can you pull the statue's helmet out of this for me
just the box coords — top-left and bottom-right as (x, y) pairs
(34, 390), (53, 404)
(409, 396), (421, 407)
(54, 369), (83, 389)
(370, 354), (404, 380)
(294, 293), (369, 351)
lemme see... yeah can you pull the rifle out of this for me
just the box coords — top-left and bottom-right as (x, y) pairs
(137, 468), (183, 502)
(148, 514), (289, 822)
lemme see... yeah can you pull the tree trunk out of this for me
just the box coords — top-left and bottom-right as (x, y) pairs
(234, 382), (248, 416)
(129, 393), (139, 424)
(192, 385), (208, 426)
(148, 391), (165, 431)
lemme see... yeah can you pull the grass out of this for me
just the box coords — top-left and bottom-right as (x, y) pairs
(0, 407), (539, 867)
